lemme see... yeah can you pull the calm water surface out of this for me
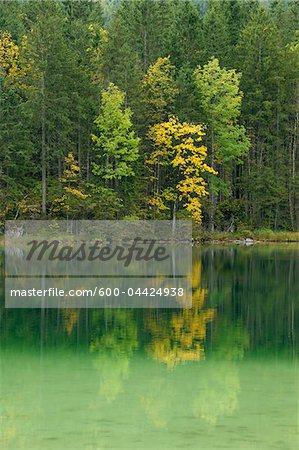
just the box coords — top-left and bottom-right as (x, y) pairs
(0, 245), (298, 449)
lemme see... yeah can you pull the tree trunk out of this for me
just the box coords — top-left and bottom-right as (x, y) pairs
(209, 124), (215, 232)
(87, 143), (90, 182)
(41, 70), (47, 217)
(172, 198), (177, 233)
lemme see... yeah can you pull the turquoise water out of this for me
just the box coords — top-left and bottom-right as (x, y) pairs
(0, 245), (298, 449)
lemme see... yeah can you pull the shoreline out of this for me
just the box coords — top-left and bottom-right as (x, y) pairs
(193, 230), (299, 244)
(1, 231), (299, 245)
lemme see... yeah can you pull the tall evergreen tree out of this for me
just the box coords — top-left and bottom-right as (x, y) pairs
(23, 1), (76, 216)
(0, 0), (297, 230)
(237, 6), (293, 228)
(201, 0), (231, 66)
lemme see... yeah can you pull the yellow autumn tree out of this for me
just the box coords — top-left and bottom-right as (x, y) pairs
(147, 116), (216, 223)
(51, 152), (89, 218)
(0, 31), (30, 88)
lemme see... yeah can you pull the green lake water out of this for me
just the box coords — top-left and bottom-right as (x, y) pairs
(0, 245), (298, 449)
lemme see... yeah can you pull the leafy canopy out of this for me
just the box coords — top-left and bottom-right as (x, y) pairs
(194, 57), (249, 164)
(92, 82), (140, 180)
(147, 116), (216, 223)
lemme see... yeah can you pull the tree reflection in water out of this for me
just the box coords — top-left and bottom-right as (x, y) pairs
(0, 246), (298, 447)
(145, 261), (216, 368)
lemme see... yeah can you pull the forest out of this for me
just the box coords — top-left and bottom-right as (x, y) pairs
(0, 0), (298, 231)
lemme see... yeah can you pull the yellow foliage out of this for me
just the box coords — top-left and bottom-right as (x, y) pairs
(147, 194), (169, 211)
(63, 309), (79, 335)
(0, 31), (30, 88)
(17, 197), (40, 217)
(61, 152), (89, 198)
(147, 117), (217, 223)
(87, 24), (108, 87)
(142, 56), (178, 122)
(145, 261), (216, 368)
(51, 152), (89, 216)
(64, 187), (88, 200)
(0, 32), (19, 79)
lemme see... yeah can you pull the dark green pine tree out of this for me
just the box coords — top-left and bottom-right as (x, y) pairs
(237, 6), (293, 229)
(0, 75), (35, 220)
(201, 0), (232, 67)
(22, 0), (77, 216)
(62, 0), (103, 179)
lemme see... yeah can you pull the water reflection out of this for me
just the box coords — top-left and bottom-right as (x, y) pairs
(90, 310), (138, 402)
(0, 245), (298, 449)
(145, 261), (215, 367)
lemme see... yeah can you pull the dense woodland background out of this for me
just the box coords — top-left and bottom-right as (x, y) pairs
(0, 0), (298, 231)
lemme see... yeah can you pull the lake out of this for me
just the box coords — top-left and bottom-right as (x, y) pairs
(0, 245), (298, 449)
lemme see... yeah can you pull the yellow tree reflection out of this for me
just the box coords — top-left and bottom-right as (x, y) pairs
(62, 309), (79, 335)
(145, 261), (216, 368)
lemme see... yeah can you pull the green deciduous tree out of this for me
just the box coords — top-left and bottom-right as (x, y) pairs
(194, 57), (250, 230)
(0, 0), (297, 231)
(92, 82), (139, 185)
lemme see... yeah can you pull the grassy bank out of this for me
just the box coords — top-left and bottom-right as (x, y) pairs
(193, 230), (299, 243)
